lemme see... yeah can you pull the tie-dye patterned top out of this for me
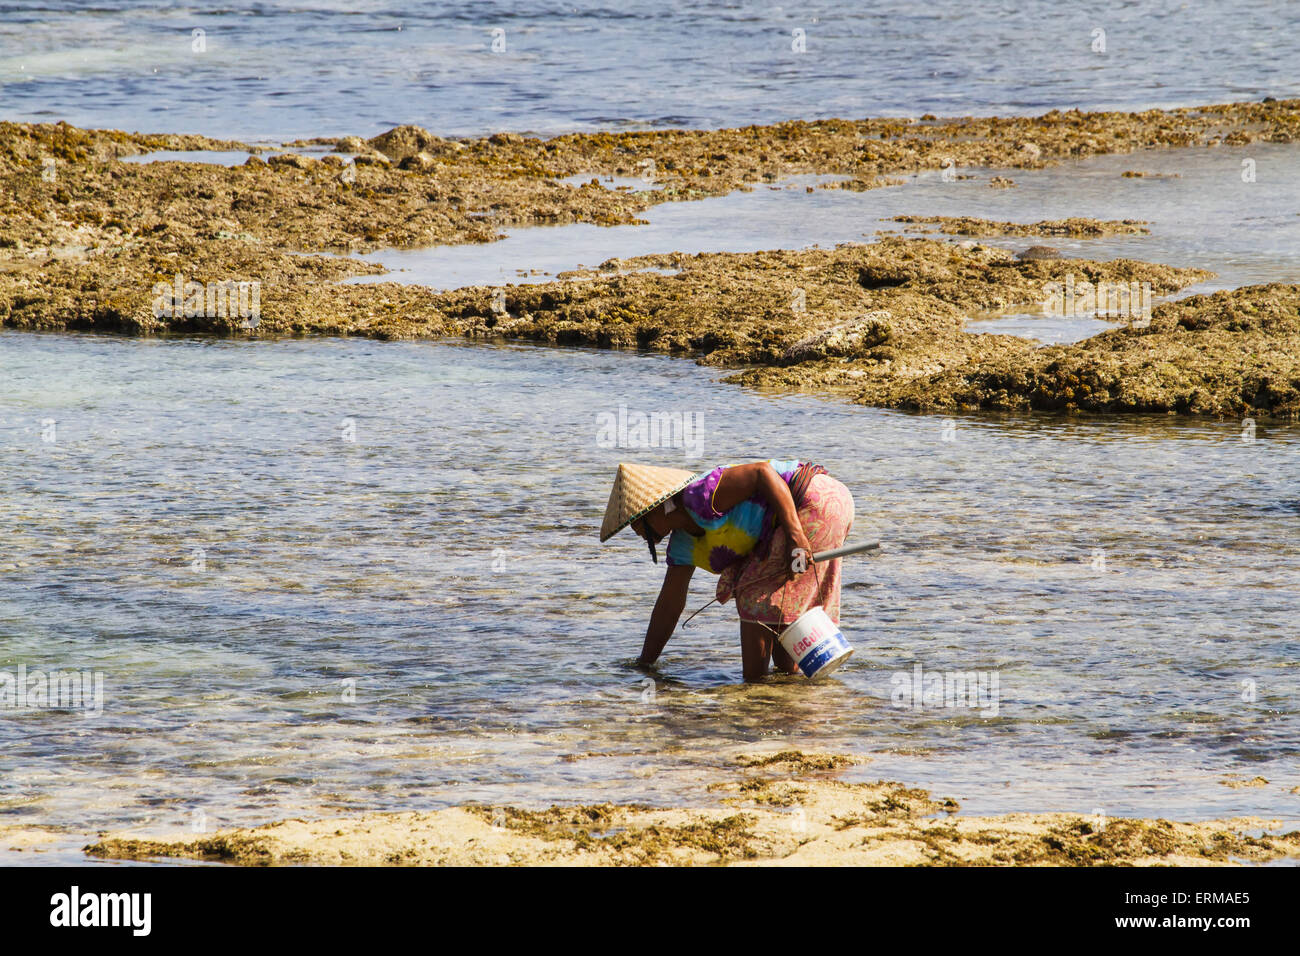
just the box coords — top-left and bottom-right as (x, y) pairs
(665, 459), (801, 573)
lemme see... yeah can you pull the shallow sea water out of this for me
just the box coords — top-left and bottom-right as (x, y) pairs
(4, 0), (1300, 866)
(2, 332), (1298, 863)
(2, 0), (1298, 140)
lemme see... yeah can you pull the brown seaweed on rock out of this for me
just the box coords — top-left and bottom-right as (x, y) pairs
(2, 103), (1298, 419)
(917, 284), (1300, 417)
(80, 750), (1300, 867)
(894, 216), (1151, 237)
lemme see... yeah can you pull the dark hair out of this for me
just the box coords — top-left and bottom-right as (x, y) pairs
(640, 505), (666, 563)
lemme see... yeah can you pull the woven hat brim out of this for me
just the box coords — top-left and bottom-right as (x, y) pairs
(599, 463), (704, 542)
(600, 474), (702, 542)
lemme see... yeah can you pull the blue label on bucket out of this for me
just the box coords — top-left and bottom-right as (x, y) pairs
(798, 631), (849, 677)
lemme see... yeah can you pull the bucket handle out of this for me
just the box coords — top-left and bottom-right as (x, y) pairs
(680, 541), (879, 631)
(767, 555), (825, 639)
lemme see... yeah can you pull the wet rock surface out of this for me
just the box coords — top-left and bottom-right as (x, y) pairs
(895, 216), (1151, 237)
(3, 100), (1299, 419)
(782, 311), (894, 364)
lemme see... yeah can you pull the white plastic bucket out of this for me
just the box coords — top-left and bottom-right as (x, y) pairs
(777, 607), (853, 678)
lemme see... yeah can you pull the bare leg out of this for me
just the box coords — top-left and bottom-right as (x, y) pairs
(772, 639), (800, 675)
(740, 620), (774, 682)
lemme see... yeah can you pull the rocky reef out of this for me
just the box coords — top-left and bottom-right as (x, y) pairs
(3, 99), (1299, 419)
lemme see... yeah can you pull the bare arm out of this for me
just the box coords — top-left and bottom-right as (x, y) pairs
(712, 462), (813, 579)
(638, 563), (694, 666)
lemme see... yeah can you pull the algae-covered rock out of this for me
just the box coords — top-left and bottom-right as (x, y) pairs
(3, 106), (1299, 421)
(267, 152), (314, 170)
(881, 284), (1300, 418)
(351, 150), (391, 167)
(894, 215), (1151, 237)
(399, 151), (437, 172)
(782, 311), (893, 363)
(368, 125), (451, 163)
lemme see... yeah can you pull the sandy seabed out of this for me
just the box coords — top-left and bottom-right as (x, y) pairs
(0, 752), (1280, 867)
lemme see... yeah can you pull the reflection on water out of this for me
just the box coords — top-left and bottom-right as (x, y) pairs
(964, 312), (1116, 344)
(119, 147), (339, 166)
(1, 331), (1298, 861)
(119, 150), (260, 167)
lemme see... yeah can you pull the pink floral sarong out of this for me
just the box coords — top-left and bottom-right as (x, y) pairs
(715, 473), (854, 628)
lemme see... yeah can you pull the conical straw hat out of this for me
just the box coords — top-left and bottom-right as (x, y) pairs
(600, 462), (700, 542)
